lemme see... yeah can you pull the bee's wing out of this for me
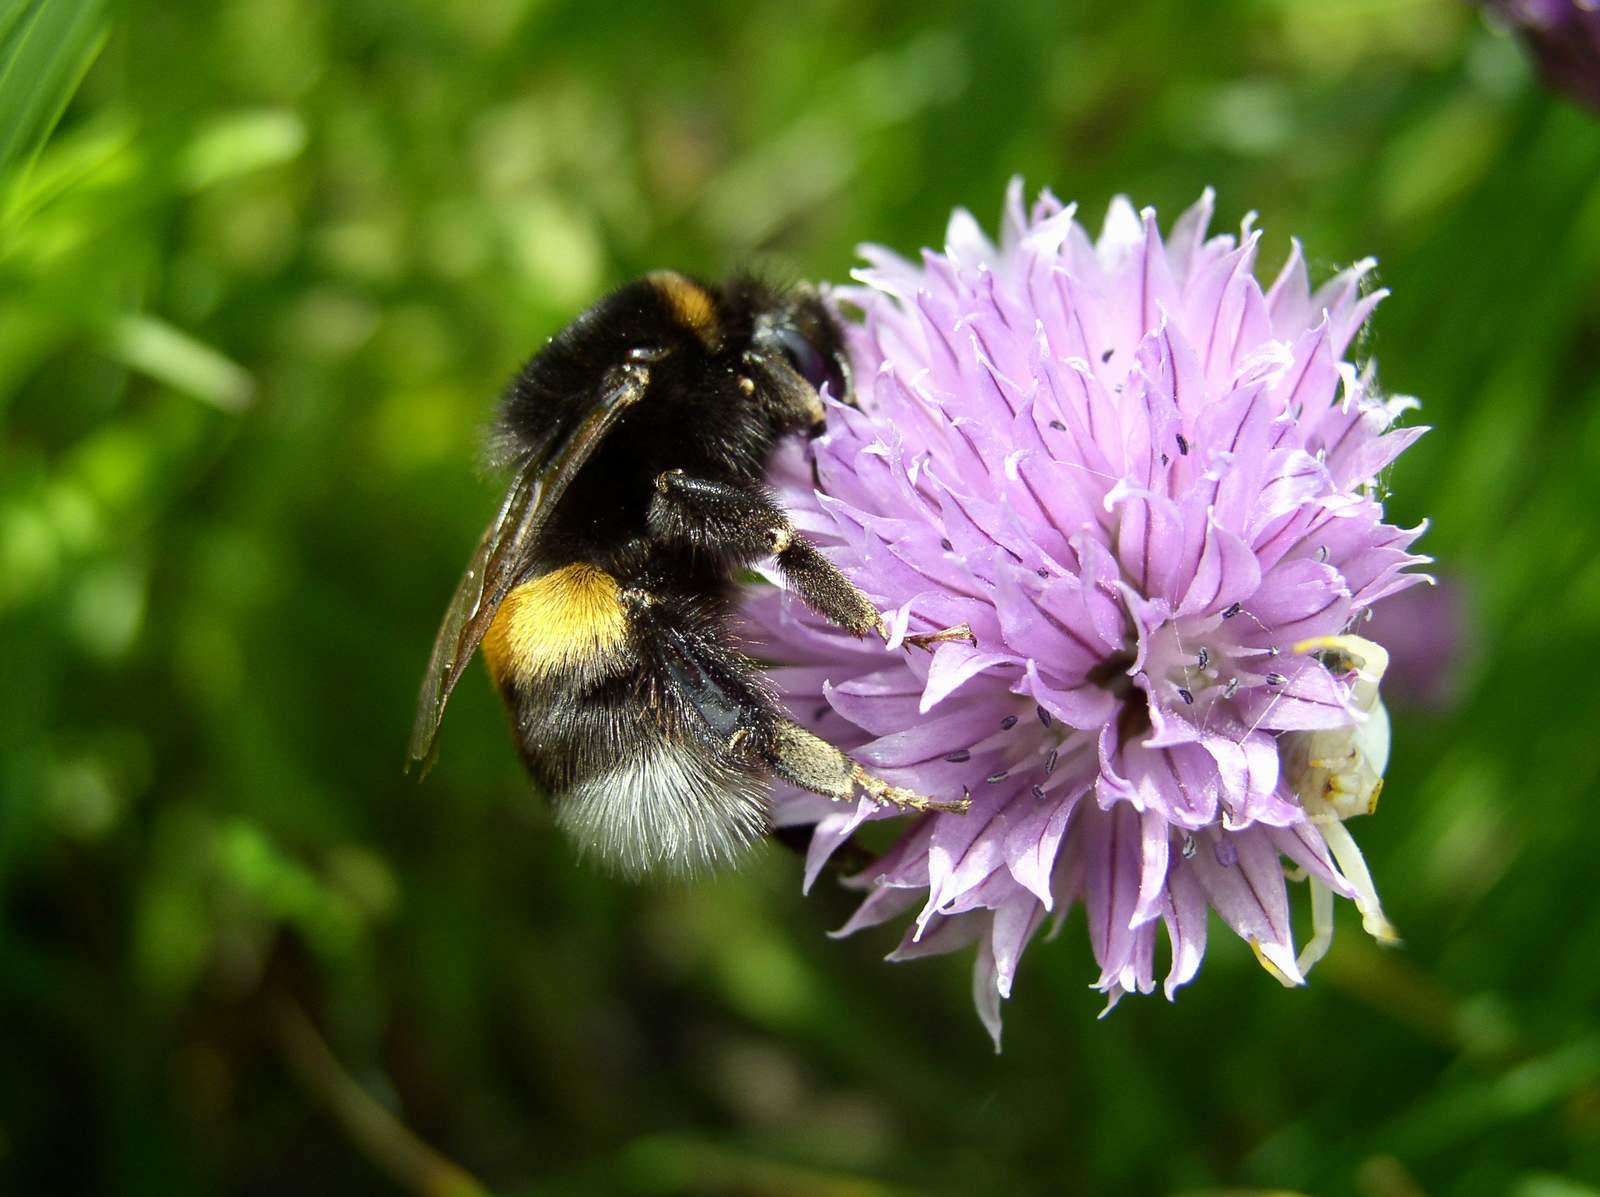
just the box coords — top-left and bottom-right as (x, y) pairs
(407, 364), (649, 774)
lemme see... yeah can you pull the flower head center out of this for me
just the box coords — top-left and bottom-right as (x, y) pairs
(1085, 650), (1138, 697)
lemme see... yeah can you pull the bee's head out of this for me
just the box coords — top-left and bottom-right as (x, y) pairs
(763, 288), (853, 408)
(741, 283), (853, 432)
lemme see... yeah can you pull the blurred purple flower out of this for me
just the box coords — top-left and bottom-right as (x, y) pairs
(1361, 573), (1469, 711)
(742, 182), (1430, 1044)
(1487, 0), (1600, 112)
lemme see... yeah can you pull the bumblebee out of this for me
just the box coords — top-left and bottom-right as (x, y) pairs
(408, 272), (972, 876)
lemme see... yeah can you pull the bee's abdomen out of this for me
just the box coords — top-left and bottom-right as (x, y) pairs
(488, 567), (770, 875)
(481, 562), (632, 690)
(504, 664), (769, 876)
(555, 738), (768, 876)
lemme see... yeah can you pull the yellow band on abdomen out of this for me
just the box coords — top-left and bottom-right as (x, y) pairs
(482, 563), (630, 686)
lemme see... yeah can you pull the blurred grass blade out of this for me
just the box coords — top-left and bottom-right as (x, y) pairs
(0, 0), (108, 182)
(100, 313), (256, 412)
(271, 994), (495, 1197)
(610, 1134), (926, 1197)
(178, 107), (308, 192)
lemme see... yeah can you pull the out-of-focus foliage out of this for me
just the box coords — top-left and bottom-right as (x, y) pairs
(2, 1), (1598, 1194)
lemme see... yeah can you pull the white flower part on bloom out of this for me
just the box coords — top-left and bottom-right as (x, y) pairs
(1280, 634), (1398, 974)
(1283, 635), (1391, 821)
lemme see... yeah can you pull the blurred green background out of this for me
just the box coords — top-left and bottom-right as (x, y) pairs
(4, 0), (1599, 1193)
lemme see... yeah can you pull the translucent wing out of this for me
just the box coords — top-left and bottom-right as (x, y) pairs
(407, 364), (649, 774)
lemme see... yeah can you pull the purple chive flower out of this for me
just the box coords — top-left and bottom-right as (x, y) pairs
(740, 182), (1430, 1044)
(1486, 0), (1600, 112)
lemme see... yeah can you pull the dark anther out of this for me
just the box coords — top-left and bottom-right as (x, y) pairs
(1036, 704), (1052, 728)
(1031, 784), (1047, 801)
(986, 771), (1009, 784)
(1000, 714), (1019, 730)
(1100, 348), (1114, 363)
(1036, 567), (1049, 579)
(1177, 687), (1194, 705)
(1048, 419), (1067, 431)
(1045, 749), (1058, 776)
(1265, 672), (1287, 687)
(940, 538), (954, 551)
(1223, 677), (1240, 699)
(1196, 647), (1210, 670)
(1176, 432), (1190, 456)
(1160, 452), (1170, 466)
(1221, 602), (1242, 619)
(944, 749), (971, 763)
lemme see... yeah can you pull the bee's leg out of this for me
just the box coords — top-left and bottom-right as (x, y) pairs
(650, 470), (880, 634)
(762, 721), (972, 815)
(648, 470), (974, 649)
(656, 617), (969, 816)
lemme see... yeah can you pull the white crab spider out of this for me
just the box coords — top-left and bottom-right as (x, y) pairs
(1264, 633), (1401, 984)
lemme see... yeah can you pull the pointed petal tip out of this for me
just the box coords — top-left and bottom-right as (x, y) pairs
(1094, 986), (1125, 1019)
(1250, 939), (1306, 987)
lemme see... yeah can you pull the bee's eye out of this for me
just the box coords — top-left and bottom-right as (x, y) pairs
(774, 326), (827, 387)
(773, 325), (848, 401)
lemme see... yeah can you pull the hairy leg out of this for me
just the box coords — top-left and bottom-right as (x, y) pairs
(649, 470), (973, 649)
(764, 721), (971, 815)
(654, 614), (969, 816)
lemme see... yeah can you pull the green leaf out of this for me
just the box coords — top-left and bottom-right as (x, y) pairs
(0, 0), (108, 183)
